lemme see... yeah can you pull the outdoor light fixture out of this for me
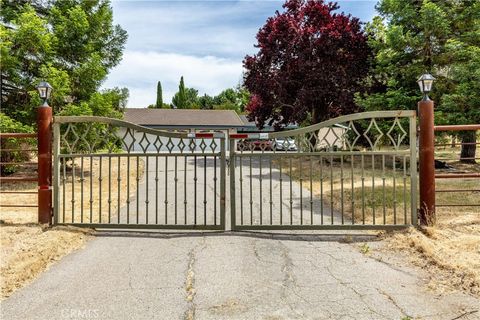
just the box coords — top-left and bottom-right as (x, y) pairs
(36, 81), (53, 106)
(417, 74), (436, 100)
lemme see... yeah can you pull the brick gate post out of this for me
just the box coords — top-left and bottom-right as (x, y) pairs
(418, 98), (436, 225)
(37, 87), (53, 224)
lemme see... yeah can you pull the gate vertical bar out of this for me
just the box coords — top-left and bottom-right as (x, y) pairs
(174, 156), (178, 225)
(145, 156), (149, 224)
(220, 138), (226, 229)
(259, 154), (263, 225)
(203, 154), (207, 225)
(117, 156), (121, 224)
(53, 122), (60, 225)
(108, 156), (112, 223)
(229, 138), (236, 230)
(409, 114), (418, 225)
(71, 157), (75, 222)
(214, 155), (217, 224)
(136, 155), (139, 224)
(80, 157), (84, 223)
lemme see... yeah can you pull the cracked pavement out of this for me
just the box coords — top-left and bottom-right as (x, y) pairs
(1, 232), (479, 320)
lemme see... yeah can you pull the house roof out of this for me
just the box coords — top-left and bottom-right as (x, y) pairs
(124, 108), (244, 128)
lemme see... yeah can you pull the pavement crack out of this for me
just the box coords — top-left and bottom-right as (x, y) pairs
(250, 239), (277, 265)
(252, 240), (261, 261)
(280, 242), (296, 291)
(184, 247), (197, 320)
(377, 288), (410, 318)
(278, 241), (305, 319)
(306, 241), (349, 264)
(325, 264), (388, 319)
(450, 310), (478, 320)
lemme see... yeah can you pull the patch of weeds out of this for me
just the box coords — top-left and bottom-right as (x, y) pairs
(359, 243), (370, 254)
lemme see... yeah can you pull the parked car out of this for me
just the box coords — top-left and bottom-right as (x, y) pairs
(273, 137), (297, 151)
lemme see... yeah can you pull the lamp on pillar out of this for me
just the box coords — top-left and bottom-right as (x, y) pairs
(417, 73), (436, 225)
(417, 74), (435, 100)
(36, 81), (53, 224)
(36, 81), (53, 106)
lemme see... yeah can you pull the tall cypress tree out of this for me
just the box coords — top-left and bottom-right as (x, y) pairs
(177, 76), (187, 109)
(155, 81), (163, 108)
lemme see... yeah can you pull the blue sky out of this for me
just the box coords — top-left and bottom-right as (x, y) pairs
(104, 0), (378, 107)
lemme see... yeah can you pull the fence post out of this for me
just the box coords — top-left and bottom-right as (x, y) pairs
(418, 98), (435, 225)
(38, 104), (53, 224)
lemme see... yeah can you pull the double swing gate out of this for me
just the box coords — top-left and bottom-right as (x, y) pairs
(53, 116), (226, 229)
(54, 111), (418, 230)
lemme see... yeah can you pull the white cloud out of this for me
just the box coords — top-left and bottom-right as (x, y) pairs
(103, 51), (243, 107)
(111, 1), (278, 59)
(103, 1), (377, 107)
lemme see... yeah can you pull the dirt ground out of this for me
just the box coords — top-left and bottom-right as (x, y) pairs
(0, 157), (143, 299)
(383, 211), (479, 297)
(383, 157), (479, 297)
(0, 224), (91, 299)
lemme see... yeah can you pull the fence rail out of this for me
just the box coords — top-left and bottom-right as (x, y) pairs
(0, 132), (38, 208)
(434, 124), (479, 208)
(434, 124), (480, 131)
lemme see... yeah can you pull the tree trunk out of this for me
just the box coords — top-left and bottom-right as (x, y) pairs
(460, 131), (477, 163)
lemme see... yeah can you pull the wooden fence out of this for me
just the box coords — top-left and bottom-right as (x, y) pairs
(0, 133), (39, 209)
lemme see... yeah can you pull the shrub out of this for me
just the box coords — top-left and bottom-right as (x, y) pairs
(0, 113), (34, 175)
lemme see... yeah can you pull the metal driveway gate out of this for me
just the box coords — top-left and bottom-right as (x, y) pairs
(53, 116), (226, 229)
(53, 111), (417, 230)
(228, 111), (417, 230)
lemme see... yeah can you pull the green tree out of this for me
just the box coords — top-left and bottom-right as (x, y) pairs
(0, 0), (128, 124)
(440, 40), (480, 162)
(172, 76), (187, 109)
(155, 81), (163, 108)
(357, 0), (480, 162)
(170, 86), (251, 111)
(198, 94), (214, 109)
(212, 87), (250, 113)
(171, 77), (199, 109)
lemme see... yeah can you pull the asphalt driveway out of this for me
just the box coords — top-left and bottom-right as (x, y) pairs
(1, 231), (479, 320)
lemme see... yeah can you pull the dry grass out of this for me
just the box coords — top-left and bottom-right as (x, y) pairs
(278, 154), (480, 296)
(385, 211), (479, 296)
(59, 156), (144, 223)
(386, 146), (480, 297)
(276, 155), (413, 225)
(384, 176), (480, 297)
(0, 157), (143, 299)
(0, 225), (91, 299)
